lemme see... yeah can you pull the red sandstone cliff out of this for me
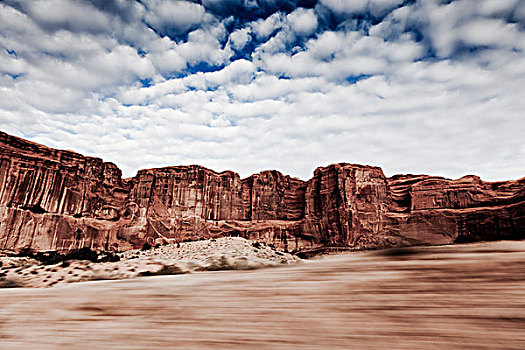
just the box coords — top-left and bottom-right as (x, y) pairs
(0, 131), (523, 253)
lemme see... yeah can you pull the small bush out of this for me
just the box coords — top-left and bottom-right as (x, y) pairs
(16, 247), (121, 265)
(97, 252), (120, 263)
(207, 255), (230, 271)
(66, 247), (98, 262)
(139, 265), (185, 276)
(0, 278), (23, 288)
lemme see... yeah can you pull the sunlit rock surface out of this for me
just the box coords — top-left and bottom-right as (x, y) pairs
(0, 131), (523, 253)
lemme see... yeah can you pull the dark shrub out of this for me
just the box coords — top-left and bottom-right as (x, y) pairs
(139, 265), (185, 276)
(66, 247), (98, 262)
(97, 251), (121, 263)
(0, 278), (23, 288)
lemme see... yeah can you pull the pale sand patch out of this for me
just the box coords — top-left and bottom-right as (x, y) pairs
(0, 237), (300, 288)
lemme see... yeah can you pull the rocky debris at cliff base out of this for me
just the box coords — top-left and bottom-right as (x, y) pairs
(0, 237), (300, 288)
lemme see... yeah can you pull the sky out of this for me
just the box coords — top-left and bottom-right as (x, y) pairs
(0, 0), (524, 181)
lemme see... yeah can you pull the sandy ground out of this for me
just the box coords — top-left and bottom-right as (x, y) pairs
(0, 240), (524, 349)
(0, 237), (299, 288)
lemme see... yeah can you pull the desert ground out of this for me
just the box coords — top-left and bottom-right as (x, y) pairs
(1, 239), (525, 349)
(0, 237), (299, 288)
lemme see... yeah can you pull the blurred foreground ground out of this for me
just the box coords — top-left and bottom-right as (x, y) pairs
(1, 240), (525, 349)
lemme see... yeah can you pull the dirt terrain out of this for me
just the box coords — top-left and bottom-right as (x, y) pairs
(0, 237), (298, 288)
(1, 240), (525, 349)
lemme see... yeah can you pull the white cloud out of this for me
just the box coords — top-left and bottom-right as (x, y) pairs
(178, 23), (231, 65)
(23, 0), (113, 33)
(0, 0), (523, 182)
(516, 2), (525, 20)
(377, 0), (525, 58)
(143, 0), (206, 33)
(251, 12), (284, 40)
(229, 27), (251, 50)
(458, 18), (522, 48)
(203, 59), (255, 86)
(287, 8), (318, 36)
(478, 0), (520, 16)
(320, 0), (405, 17)
(0, 48), (25, 77)
(148, 47), (187, 75)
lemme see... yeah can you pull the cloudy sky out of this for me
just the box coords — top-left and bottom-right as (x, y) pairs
(0, 0), (524, 181)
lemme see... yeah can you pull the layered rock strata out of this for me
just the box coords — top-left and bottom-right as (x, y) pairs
(0, 131), (523, 253)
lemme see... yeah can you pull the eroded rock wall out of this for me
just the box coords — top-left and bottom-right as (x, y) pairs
(302, 164), (389, 248)
(0, 132), (130, 252)
(0, 131), (523, 253)
(382, 175), (525, 248)
(242, 170), (306, 221)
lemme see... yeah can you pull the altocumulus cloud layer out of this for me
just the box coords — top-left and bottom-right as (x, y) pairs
(0, 0), (524, 180)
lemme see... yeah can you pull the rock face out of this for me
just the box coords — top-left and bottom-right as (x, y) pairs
(302, 164), (389, 248)
(0, 131), (523, 253)
(0, 132), (129, 252)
